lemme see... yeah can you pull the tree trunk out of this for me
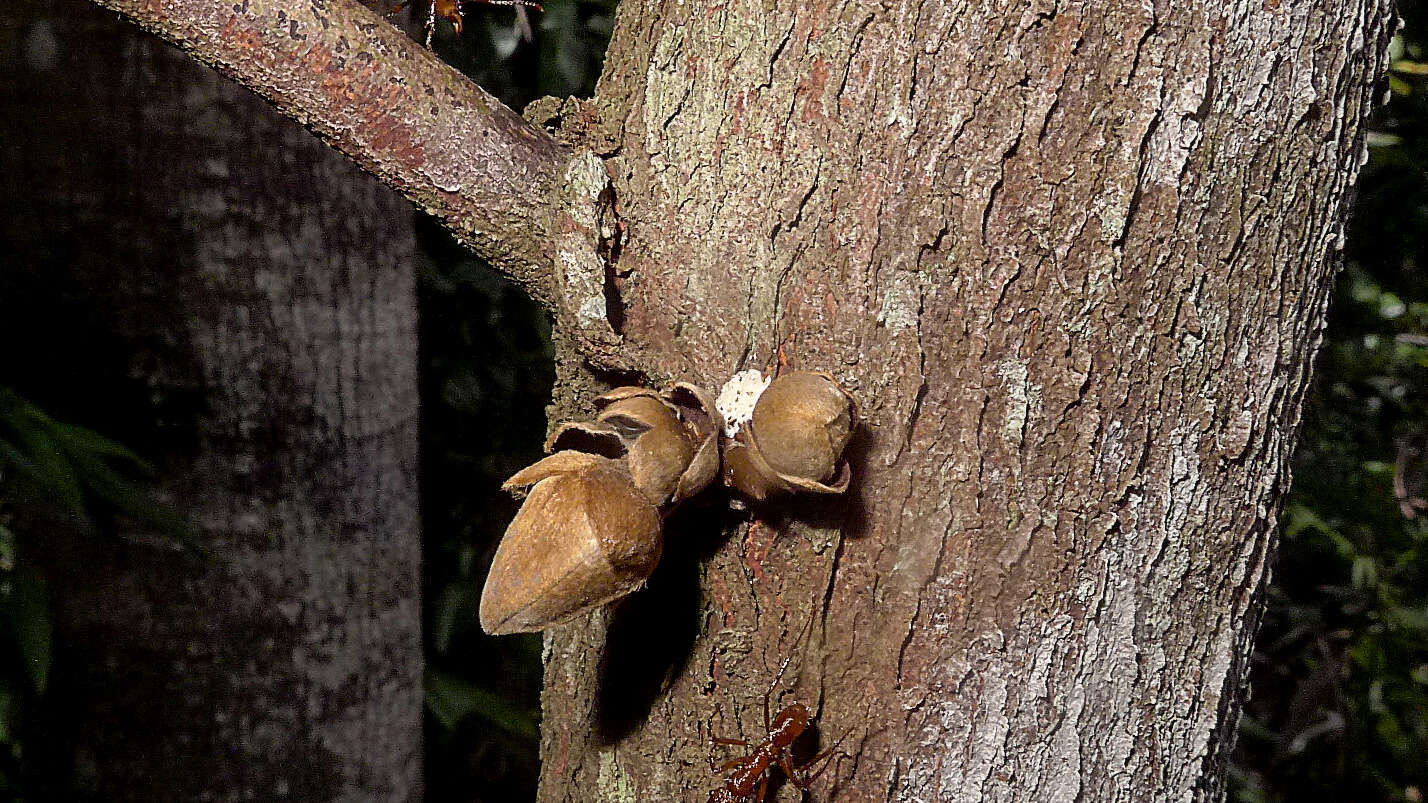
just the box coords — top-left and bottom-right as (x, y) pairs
(0, 2), (422, 799)
(535, 0), (1395, 800)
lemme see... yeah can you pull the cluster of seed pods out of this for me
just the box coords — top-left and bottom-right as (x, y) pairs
(478, 371), (856, 635)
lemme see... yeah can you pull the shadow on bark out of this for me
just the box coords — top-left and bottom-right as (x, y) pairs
(593, 459), (866, 746)
(595, 497), (732, 743)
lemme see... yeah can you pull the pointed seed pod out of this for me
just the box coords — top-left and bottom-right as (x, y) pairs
(479, 451), (662, 635)
(723, 371), (856, 500)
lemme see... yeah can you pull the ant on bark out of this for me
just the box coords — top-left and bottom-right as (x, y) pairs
(707, 657), (841, 802)
(390, 0), (542, 48)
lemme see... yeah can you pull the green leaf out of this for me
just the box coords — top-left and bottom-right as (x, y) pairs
(48, 421), (152, 474)
(4, 568), (50, 695)
(0, 682), (15, 748)
(1352, 555), (1379, 589)
(425, 669), (537, 740)
(7, 427), (84, 522)
(1412, 664), (1428, 686)
(0, 387), (195, 548)
(432, 582), (479, 655)
(0, 522), (13, 573)
(1384, 605), (1428, 632)
(1284, 504), (1356, 557)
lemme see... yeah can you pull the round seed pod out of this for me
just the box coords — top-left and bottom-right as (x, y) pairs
(751, 371), (854, 482)
(723, 437), (789, 501)
(479, 452), (662, 635)
(723, 371), (856, 500)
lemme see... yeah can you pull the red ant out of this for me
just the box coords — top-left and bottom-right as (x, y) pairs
(707, 658), (840, 802)
(390, 0), (543, 48)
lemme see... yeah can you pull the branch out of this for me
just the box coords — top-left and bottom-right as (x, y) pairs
(88, 0), (575, 301)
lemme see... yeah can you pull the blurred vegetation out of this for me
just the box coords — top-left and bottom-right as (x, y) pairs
(0, 388), (194, 797)
(416, 220), (551, 799)
(1229, 5), (1428, 802)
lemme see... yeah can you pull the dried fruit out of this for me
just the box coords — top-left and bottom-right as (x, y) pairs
(594, 388), (694, 505)
(479, 372), (845, 636)
(479, 452), (662, 635)
(663, 381), (724, 504)
(722, 371), (855, 500)
(545, 383), (724, 506)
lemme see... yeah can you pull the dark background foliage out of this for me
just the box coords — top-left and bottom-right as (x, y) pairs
(0, 1), (1423, 800)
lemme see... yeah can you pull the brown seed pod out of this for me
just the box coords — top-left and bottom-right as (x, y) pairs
(542, 420), (627, 460)
(723, 371), (856, 501)
(663, 381), (724, 504)
(594, 389), (694, 506)
(479, 451), (662, 635)
(544, 384), (724, 507)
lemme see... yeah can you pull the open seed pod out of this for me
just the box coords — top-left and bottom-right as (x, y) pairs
(479, 451), (663, 635)
(545, 384), (724, 507)
(661, 381), (724, 504)
(595, 388), (694, 505)
(723, 370), (856, 501)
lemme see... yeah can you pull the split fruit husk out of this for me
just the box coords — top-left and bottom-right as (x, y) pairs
(544, 383), (724, 507)
(594, 388), (693, 505)
(478, 451), (662, 635)
(479, 380), (731, 635)
(662, 381), (724, 504)
(724, 371), (856, 501)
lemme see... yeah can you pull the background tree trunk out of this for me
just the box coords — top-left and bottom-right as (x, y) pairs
(535, 0), (1396, 800)
(0, 1), (422, 798)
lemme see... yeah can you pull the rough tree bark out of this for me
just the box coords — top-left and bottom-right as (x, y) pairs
(76, 0), (1393, 800)
(1, 1), (422, 798)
